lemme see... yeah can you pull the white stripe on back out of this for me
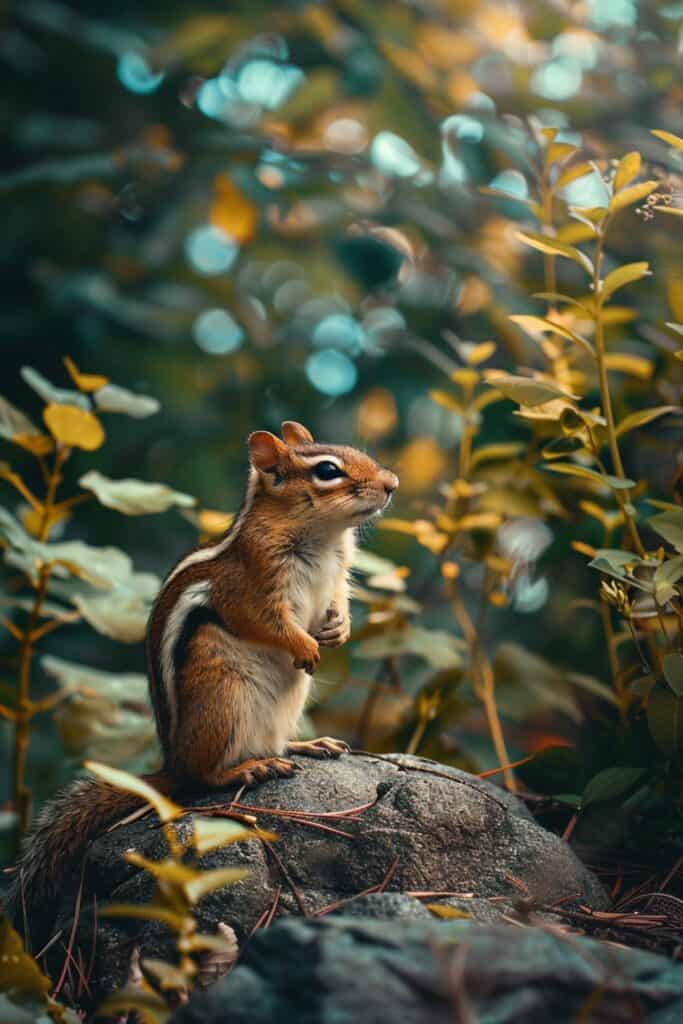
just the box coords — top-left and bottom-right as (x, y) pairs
(165, 467), (258, 586)
(161, 579), (212, 739)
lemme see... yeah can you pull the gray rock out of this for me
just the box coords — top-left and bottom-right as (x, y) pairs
(172, 916), (683, 1024)
(42, 752), (607, 1005)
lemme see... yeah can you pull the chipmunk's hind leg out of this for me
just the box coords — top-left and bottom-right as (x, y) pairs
(175, 623), (299, 788)
(287, 737), (349, 758)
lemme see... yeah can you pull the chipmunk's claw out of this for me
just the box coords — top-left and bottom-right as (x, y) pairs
(287, 737), (349, 759)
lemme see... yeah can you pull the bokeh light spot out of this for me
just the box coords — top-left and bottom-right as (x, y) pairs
(530, 58), (582, 100)
(236, 60), (304, 110)
(193, 309), (244, 354)
(313, 314), (365, 355)
(306, 349), (357, 396)
(370, 131), (421, 178)
(488, 169), (529, 199)
(117, 52), (165, 95)
(185, 226), (238, 276)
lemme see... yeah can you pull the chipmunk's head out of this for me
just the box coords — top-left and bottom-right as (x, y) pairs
(247, 421), (398, 528)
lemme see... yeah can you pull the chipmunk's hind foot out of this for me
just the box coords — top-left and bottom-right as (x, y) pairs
(287, 737), (349, 759)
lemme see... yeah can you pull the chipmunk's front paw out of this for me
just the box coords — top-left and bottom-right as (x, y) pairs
(292, 633), (320, 674)
(314, 606), (350, 648)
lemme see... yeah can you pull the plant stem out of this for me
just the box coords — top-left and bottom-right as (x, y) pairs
(592, 231), (646, 558)
(11, 446), (68, 837)
(450, 586), (516, 792)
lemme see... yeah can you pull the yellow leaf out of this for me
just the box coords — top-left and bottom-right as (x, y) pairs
(545, 142), (576, 166)
(184, 867), (250, 904)
(516, 231), (593, 275)
(43, 403), (105, 450)
(429, 390), (463, 413)
(63, 356), (109, 393)
(654, 205), (683, 217)
(426, 904), (472, 919)
(84, 760), (184, 822)
(600, 262), (650, 302)
(615, 406), (676, 437)
(210, 175), (258, 244)
(470, 442), (525, 469)
(192, 816), (275, 855)
(613, 152), (641, 192)
(609, 180), (657, 213)
(555, 161), (595, 191)
(603, 353), (654, 380)
(572, 540), (597, 558)
(197, 509), (234, 536)
(651, 129), (683, 151)
(12, 432), (54, 455)
(462, 341), (496, 365)
(451, 368), (480, 389)
(483, 371), (578, 407)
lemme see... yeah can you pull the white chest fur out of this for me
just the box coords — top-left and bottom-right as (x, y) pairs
(287, 536), (344, 632)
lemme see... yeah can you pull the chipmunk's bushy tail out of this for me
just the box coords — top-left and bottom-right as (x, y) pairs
(4, 770), (170, 956)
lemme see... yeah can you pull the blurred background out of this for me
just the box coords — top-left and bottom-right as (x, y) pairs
(1, 0), (681, 851)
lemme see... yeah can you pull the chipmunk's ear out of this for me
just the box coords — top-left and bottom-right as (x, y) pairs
(281, 421), (314, 446)
(248, 431), (290, 471)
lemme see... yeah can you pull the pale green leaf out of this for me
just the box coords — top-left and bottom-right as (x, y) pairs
(544, 463), (635, 489)
(41, 654), (148, 703)
(484, 372), (578, 407)
(20, 366), (89, 410)
(85, 761), (183, 821)
(648, 510), (683, 552)
(663, 653), (683, 697)
(79, 471), (195, 516)
(582, 765), (643, 806)
(94, 383), (160, 418)
(509, 314), (595, 357)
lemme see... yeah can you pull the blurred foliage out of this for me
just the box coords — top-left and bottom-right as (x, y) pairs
(1, 0), (683, 887)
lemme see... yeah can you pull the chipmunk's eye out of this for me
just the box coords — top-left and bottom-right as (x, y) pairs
(313, 461), (345, 482)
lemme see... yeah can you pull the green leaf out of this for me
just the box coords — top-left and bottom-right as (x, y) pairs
(609, 180), (657, 212)
(615, 406), (677, 438)
(582, 765), (643, 806)
(647, 685), (683, 757)
(94, 383), (160, 418)
(600, 262), (650, 302)
(543, 463), (635, 489)
(515, 231), (593, 275)
(508, 315), (595, 358)
(648, 510), (683, 552)
(663, 653), (683, 697)
(653, 555), (683, 604)
(484, 373), (578, 408)
(0, 396), (40, 442)
(79, 471), (196, 516)
(85, 761), (184, 822)
(41, 654), (148, 703)
(355, 625), (464, 670)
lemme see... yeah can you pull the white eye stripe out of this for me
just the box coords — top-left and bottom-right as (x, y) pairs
(299, 454), (345, 469)
(313, 476), (346, 489)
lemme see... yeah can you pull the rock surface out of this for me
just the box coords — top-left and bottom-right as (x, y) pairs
(172, 916), (683, 1024)
(42, 752), (608, 1004)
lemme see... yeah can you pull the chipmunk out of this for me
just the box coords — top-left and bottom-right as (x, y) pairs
(7, 421), (398, 952)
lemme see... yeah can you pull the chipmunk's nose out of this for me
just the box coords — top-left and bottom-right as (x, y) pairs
(381, 470), (399, 497)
